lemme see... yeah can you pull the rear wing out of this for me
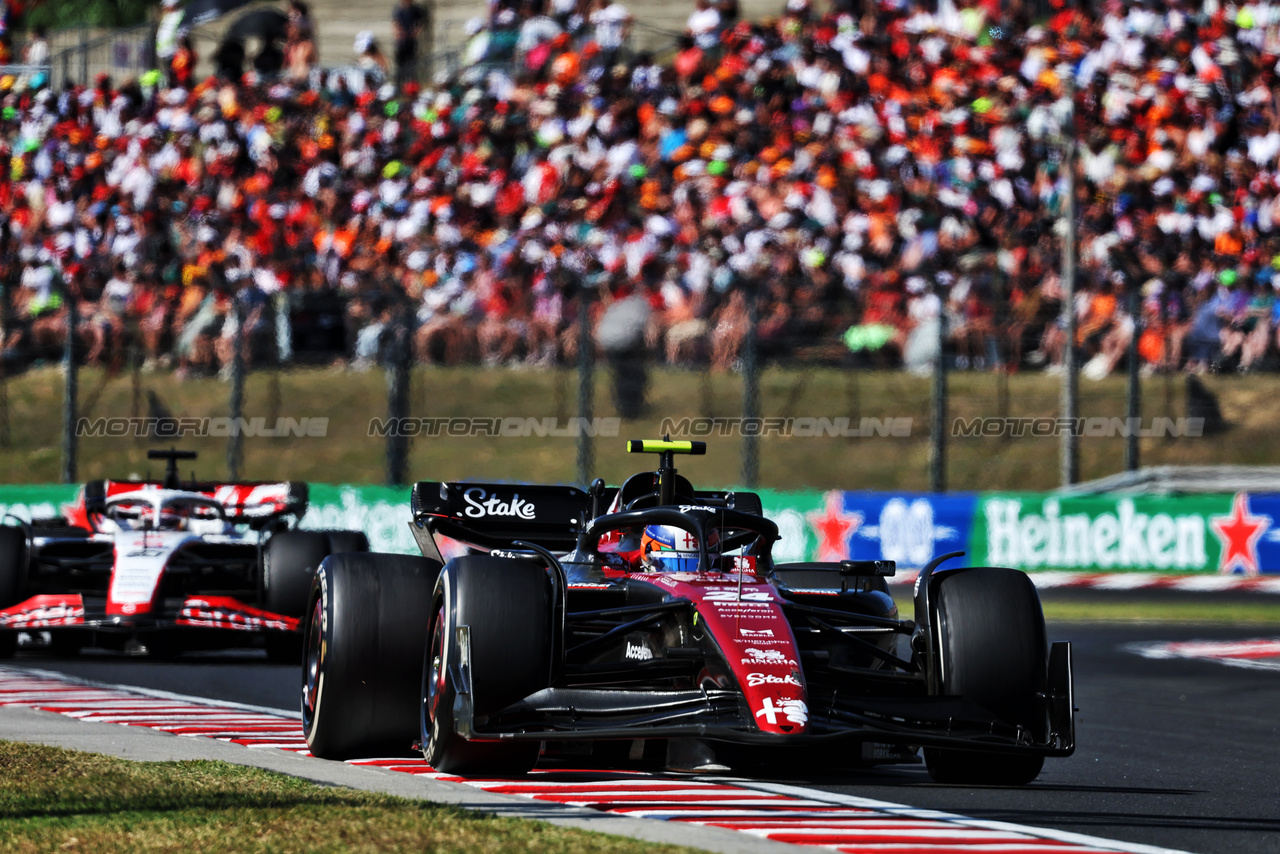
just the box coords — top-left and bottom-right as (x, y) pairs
(411, 482), (603, 553)
(410, 480), (765, 557)
(65, 480), (309, 530)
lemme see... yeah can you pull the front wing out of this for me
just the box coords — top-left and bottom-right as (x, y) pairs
(0, 594), (299, 634)
(447, 642), (1075, 757)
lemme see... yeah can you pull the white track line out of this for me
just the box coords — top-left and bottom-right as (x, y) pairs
(713, 780), (1199, 854)
(4, 665), (298, 718)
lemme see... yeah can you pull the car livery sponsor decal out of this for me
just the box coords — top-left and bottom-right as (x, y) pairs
(634, 571), (808, 735)
(462, 488), (536, 520)
(0, 595), (86, 628)
(210, 483), (297, 518)
(176, 597), (298, 632)
(741, 648), (798, 666)
(754, 697), (808, 726)
(701, 589), (773, 602)
(107, 532), (200, 615)
(623, 641), (653, 661)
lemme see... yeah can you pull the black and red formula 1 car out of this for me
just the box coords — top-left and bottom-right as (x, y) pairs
(302, 440), (1074, 783)
(0, 450), (367, 660)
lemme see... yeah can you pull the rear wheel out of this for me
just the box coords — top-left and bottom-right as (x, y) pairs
(263, 530), (370, 663)
(924, 567), (1047, 786)
(262, 531), (330, 619)
(303, 552), (442, 759)
(325, 531), (370, 556)
(422, 556), (552, 775)
(0, 527), (28, 658)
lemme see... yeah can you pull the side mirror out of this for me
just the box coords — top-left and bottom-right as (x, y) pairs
(589, 478), (607, 520)
(840, 559), (896, 577)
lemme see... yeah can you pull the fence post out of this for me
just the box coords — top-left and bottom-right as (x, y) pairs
(62, 278), (78, 483)
(386, 307), (411, 487)
(1161, 291), (1172, 432)
(0, 284), (9, 448)
(929, 281), (947, 493)
(1125, 286), (1141, 471)
(227, 295), (245, 480)
(576, 283), (594, 488)
(1059, 74), (1080, 487)
(130, 338), (141, 446)
(740, 279), (759, 488)
(267, 294), (285, 439)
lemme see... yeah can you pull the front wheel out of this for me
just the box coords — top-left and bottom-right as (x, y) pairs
(923, 567), (1047, 786)
(262, 531), (330, 620)
(303, 552), (442, 759)
(422, 556), (552, 775)
(263, 530), (370, 621)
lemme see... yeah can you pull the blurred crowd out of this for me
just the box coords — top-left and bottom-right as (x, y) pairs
(5, 0), (1280, 380)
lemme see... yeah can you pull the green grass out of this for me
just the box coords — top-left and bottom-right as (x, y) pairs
(0, 364), (1272, 490)
(890, 591), (1280, 626)
(1036, 599), (1280, 625)
(0, 740), (699, 854)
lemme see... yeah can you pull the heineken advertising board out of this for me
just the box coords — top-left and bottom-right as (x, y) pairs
(759, 490), (978, 569)
(758, 489), (1277, 575)
(972, 493), (1278, 575)
(0, 485), (1275, 575)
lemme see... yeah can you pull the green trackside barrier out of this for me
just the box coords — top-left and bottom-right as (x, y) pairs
(0, 485), (1271, 574)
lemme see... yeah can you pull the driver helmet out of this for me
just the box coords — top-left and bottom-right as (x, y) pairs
(640, 524), (700, 573)
(158, 505), (188, 531)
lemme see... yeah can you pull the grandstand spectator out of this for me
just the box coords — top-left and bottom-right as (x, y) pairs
(287, 0), (314, 39)
(13, 0), (1280, 386)
(170, 35), (197, 87)
(354, 30), (390, 86)
(212, 38), (246, 80)
(392, 0), (428, 86)
(285, 19), (316, 82)
(685, 0), (720, 51)
(156, 0), (184, 82)
(21, 22), (45, 64)
(589, 0), (632, 67)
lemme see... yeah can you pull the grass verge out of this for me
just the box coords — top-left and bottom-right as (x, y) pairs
(0, 740), (698, 854)
(891, 591), (1280, 626)
(4, 364), (1276, 489)
(1036, 599), (1280, 625)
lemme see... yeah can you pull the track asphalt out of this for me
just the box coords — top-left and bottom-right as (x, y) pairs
(4, 618), (1278, 854)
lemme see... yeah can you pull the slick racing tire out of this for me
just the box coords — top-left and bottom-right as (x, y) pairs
(422, 556), (552, 775)
(325, 531), (371, 556)
(924, 567), (1047, 786)
(0, 526), (26, 658)
(263, 532), (369, 664)
(262, 531), (332, 619)
(303, 552), (442, 759)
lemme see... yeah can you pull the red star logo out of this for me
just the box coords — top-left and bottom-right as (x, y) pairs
(1210, 493), (1269, 576)
(806, 492), (862, 562)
